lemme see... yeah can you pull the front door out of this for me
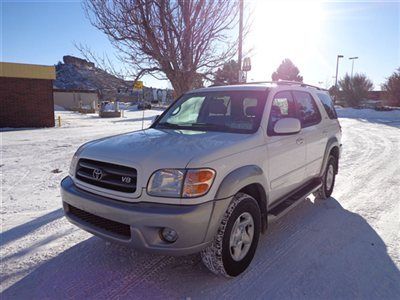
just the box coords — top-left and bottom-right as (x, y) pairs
(266, 91), (306, 203)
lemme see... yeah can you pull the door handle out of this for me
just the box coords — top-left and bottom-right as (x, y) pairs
(296, 138), (304, 145)
(322, 130), (328, 135)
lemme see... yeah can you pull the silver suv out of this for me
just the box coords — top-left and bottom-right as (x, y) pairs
(61, 81), (342, 277)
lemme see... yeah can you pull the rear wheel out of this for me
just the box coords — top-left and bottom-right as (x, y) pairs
(314, 155), (337, 199)
(201, 193), (261, 277)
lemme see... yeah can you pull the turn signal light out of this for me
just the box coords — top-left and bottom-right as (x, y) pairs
(183, 169), (215, 197)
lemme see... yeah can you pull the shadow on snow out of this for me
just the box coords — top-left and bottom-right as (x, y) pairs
(3, 198), (400, 299)
(1, 209), (64, 246)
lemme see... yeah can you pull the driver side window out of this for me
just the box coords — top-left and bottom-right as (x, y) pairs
(267, 91), (296, 135)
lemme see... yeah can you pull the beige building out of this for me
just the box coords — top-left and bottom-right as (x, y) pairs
(53, 89), (99, 111)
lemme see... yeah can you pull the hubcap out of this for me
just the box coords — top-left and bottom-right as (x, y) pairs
(229, 212), (254, 261)
(326, 164), (334, 191)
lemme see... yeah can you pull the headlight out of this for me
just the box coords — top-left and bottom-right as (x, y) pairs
(147, 168), (215, 198)
(69, 154), (79, 177)
(147, 169), (185, 197)
(69, 145), (86, 177)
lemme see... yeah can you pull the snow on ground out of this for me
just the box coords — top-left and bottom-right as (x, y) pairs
(1, 108), (400, 299)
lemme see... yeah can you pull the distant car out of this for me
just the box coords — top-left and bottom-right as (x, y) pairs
(137, 102), (151, 110)
(375, 106), (393, 111)
(118, 102), (132, 110)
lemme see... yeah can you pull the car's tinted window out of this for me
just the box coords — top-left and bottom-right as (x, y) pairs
(317, 93), (337, 119)
(293, 91), (321, 127)
(267, 91), (297, 135)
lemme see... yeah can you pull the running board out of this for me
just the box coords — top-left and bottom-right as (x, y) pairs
(268, 179), (322, 220)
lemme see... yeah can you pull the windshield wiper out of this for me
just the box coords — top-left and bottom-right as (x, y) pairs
(156, 122), (182, 129)
(157, 122), (232, 132)
(189, 123), (231, 130)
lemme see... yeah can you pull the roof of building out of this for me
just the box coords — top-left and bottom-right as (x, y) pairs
(53, 88), (99, 94)
(0, 62), (56, 80)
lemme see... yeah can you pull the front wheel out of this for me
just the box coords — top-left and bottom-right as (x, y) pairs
(201, 193), (261, 277)
(314, 155), (337, 199)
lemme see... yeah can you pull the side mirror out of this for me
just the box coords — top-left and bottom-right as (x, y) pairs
(273, 118), (301, 135)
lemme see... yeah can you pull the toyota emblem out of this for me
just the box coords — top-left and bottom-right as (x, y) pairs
(92, 168), (103, 181)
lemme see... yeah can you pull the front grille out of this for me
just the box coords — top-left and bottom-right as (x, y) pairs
(68, 205), (131, 239)
(76, 159), (137, 193)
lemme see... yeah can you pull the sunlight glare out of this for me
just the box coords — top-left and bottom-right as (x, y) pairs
(248, 0), (326, 82)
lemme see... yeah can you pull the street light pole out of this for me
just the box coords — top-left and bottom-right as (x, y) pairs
(238, 0), (244, 83)
(335, 55), (344, 89)
(349, 56), (359, 77)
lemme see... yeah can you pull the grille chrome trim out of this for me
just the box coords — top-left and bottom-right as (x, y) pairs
(79, 161), (137, 178)
(76, 159), (137, 193)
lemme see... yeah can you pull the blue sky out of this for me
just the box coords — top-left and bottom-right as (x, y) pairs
(2, 0), (399, 90)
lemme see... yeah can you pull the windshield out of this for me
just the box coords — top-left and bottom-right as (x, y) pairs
(153, 90), (268, 134)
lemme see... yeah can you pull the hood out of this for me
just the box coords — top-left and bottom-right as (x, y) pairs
(80, 128), (261, 170)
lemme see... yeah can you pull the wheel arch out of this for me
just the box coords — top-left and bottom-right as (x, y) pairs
(213, 165), (268, 234)
(238, 183), (268, 233)
(320, 137), (340, 177)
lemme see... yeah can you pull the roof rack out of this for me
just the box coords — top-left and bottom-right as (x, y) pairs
(237, 81), (327, 91)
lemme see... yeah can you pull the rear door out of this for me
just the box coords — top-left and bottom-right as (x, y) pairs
(266, 91), (306, 202)
(315, 91), (341, 141)
(292, 90), (325, 179)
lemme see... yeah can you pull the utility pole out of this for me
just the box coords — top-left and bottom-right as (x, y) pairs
(349, 56), (359, 77)
(238, 0), (244, 83)
(335, 55), (344, 89)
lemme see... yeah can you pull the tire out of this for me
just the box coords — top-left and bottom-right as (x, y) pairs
(201, 193), (261, 277)
(314, 155), (337, 199)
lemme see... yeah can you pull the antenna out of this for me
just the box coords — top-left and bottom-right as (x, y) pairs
(141, 108), (145, 130)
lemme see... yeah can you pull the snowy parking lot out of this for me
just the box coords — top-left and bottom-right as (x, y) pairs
(1, 108), (400, 299)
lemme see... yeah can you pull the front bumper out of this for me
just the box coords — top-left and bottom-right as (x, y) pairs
(61, 176), (230, 255)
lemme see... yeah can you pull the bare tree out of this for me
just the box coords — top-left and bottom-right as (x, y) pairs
(382, 67), (400, 106)
(84, 0), (239, 96)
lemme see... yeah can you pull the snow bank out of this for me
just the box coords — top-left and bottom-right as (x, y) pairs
(337, 108), (400, 127)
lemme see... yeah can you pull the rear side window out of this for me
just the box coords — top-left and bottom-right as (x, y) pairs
(293, 91), (321, 128)
(317, 93), (337, 119)
(267, 91), (297, 135)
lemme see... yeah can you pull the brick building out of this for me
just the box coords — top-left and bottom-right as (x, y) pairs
(0, 62), (56, 128)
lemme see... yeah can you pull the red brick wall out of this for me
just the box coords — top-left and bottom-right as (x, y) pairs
(0, 77), (55, 128)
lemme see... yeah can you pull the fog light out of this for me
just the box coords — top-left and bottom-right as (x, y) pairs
(161, 227), (178, 243)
